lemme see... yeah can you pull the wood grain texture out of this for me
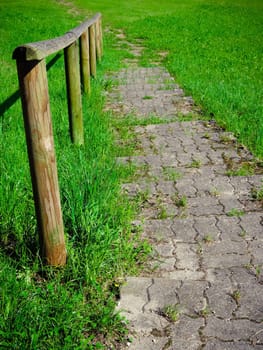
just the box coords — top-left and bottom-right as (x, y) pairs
(95, 20), (102, 62)
(64, 41), (84, 145)
(13, 13), (101, 61)
(80, 30), (91, 94)
(99, 16), (103, 57)
(16, 59), (66, 266)
(89, 24), (96, 77)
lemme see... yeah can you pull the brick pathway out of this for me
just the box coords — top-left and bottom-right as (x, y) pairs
(105, 39), (263, 349)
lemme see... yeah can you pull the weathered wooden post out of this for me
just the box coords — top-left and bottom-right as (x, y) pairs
(95, 18), (102, 62)
(89, 23), (96, 77)
(64, 41), (84, 145)
(80, 29), (91, 94)
(12, 53), (66, 266)
(99, 16), (103, 57)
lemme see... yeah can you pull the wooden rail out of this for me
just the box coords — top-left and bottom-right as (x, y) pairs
(12, 13), (103, 266)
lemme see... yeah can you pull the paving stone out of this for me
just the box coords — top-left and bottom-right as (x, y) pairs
(171, 217), (197, 242)
(126, 335), (170, 350)
(205, 267), (233, 283)
(247, 175), (263, 188)
(249, 240), (263, 264)
(230, 177), (253, 195)
(177, 280), (208, 314)
(122, 182), (156, 197)
(202, 239), (247, 255)
(156, 181), (176, 195)
(203, 340), (263, 350)
(202, 240), (250, 268)
(175, 243), (200, 270)
(207, 149), (226, 164)
(203, 255), (248, 271)
(126, 312), (170, 333)
(145, 278), (181, 311)
(153, 257), (177, 273)
(128, 155), (148, 166)
(174, 152), (193, 166)
(234, 281), (263, 321)
(220, 196), (245, 213)
(154, 241), (175, 257)
(194, 216), (220, 241)
(188, 197), (224, 216)
(228, 267), (263, 322)
(163, 269), (206, 281)
(161, 152), (180, 167)
(216, 216), (244, 241)
(205, 269), (237, 319)
(212, 176), (235, 195)
(192, 176), (213, 194)
(169, 315), (204, 348)
(143, 219), (175, 241)
(117, 277), (152, 315)
(203, 317), (263, 343)
(240, 213), (263, 239)
(175, 178), (197, 197)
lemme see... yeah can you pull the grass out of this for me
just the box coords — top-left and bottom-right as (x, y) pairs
(75, 0), (263, 158)
(157, 206), (169, 219)
(161, 304), (180, 322)
(163, 167), (182, 182)
(187, 159), (202, 168)
(203, 234), (214, 244)
(226, 162), (256, 176)
(239, 230), (247, 238)
(173, 194), (188, 208)
(251, 186), (263, 201)
(2, 0), (263, 347)
(199, 306), (210, 317)
(0, 1), (149, 348)
(232, 290), (241, 303)
(142, 95), (153, 100)
(227, 208), (245, 217)
(127, 3), (263, 157)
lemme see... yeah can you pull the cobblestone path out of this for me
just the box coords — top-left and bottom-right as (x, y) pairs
(105, 41), (263, 349)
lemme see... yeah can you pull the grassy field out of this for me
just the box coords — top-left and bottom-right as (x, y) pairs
(76, 0), (263, 157)
(0, 1), (147, 348)
(1, 0), (262, 348)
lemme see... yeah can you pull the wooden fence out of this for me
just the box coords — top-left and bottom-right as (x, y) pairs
(12, 13), (103, 266)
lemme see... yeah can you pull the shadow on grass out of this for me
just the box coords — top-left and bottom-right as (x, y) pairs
(0, 53), (62, 117)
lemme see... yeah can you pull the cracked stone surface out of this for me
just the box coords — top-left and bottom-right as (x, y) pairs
(106, 39), (263, 349)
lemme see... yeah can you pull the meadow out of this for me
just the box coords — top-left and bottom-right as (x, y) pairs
(76, 0), (263, 157)
(0, 0), (262, 348)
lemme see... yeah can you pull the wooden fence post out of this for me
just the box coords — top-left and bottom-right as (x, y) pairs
(95, 19), (102, 62)
(89, 24), (96, 77)
(80, 30), (91, 94)
(64, 41), (84, 145)
(15, 58), (66, 266)
(99, 16), (103, 57)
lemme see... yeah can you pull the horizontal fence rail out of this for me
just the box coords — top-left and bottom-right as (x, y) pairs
(12, 13), (103, 266)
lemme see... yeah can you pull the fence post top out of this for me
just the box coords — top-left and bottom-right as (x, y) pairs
(12, 13), (101, 61)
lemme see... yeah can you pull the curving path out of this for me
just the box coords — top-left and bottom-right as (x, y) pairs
(105, 36), (263, 350)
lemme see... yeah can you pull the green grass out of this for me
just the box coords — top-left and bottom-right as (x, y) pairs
(227, 208), (245, 217)
(1, 0), (263, 347)
(162, 304), (180, 322)
(226, 162), (255, 176)
(127, 2), (263, 157)
(0, 1), (148, 348)
(75, 0), (263, 158)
